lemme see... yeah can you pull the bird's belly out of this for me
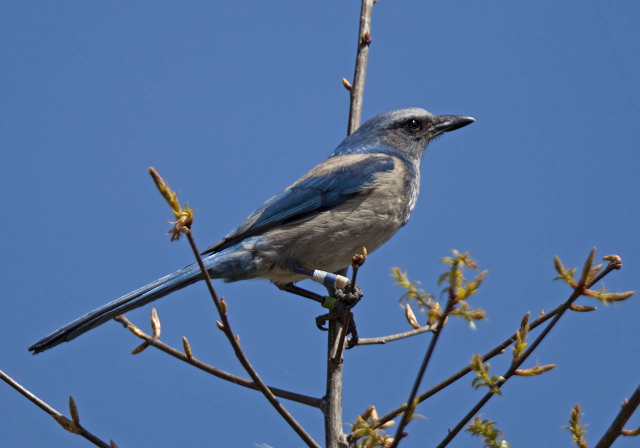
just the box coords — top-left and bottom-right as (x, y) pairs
(256, 191), (407, 284)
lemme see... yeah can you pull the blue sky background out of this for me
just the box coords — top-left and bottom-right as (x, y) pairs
(2, 2), (639, 447)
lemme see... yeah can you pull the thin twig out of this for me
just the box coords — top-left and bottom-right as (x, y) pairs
(435, 250), (621, 448)
(347, 0), (375, 135)
(330, 255), (365, 364)
(149, 168), (321, 447)
(0, 368), (115, 448)
(331, 311), (352, 365)
(388, 285), (459, 448)
(372, 305), (561, 430)
(325, 320), (347, 448)
(594, 384), (640, 448)
(353, 324), (435, 346)
(114, 315), (322, 408)
(181, 228), (321, 448)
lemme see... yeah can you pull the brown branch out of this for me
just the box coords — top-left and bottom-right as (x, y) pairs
(594, 384), (640, 448)
(387, 281), (459, 448)
(181, 228), (321, 448)
(347, 0), (375, 135)
(114, 315), (322, 408)
(330, 307), (352, 366)
(325, 320), (347, 448)
(354, 324), (435, 345)
(148, 168), (320, 448)
(0, 368), (116, 448)
(330, 254), (366, 364)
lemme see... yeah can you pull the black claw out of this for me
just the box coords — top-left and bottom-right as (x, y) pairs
(316, 313), (330, 331)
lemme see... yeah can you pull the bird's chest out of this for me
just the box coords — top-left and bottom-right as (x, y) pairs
(364, 163), (419, 226)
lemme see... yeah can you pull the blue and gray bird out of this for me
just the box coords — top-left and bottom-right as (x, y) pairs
(29, 108), (474, 353)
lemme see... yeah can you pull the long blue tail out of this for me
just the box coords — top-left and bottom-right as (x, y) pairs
(28, 263), (204, 354)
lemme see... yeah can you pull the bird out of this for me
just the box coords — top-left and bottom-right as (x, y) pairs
(29, 108), (474, 354)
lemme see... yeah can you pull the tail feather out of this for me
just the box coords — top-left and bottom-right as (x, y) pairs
(28, 263), (203, 354)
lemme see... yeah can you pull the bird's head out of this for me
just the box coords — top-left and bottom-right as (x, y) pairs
(330, 108), (475, 160)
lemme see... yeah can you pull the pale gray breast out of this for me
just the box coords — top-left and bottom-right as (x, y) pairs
(367, 157), (420, 227)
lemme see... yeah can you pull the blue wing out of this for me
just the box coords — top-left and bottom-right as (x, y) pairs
(203, 155), (395, 254)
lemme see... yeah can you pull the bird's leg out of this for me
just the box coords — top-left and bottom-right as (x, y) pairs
(277, 261), (352, 307)
(279, 260), (362, 345)
(281, 261), (351, 290)
(276, 283), (325, 304)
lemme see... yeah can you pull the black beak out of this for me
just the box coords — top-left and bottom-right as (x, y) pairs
(432, 115), (475, 135)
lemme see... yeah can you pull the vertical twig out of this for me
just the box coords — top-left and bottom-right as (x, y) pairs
(325, 321), (346, 448)
(324, 2), (375, 447)
(388, 290), (456, 448)
(347, 0), (374, 135)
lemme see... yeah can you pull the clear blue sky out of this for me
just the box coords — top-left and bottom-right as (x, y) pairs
(2, 2), (639, 447)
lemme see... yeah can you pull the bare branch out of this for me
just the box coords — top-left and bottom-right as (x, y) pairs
(594, 384), (640, 448)
(182, 229), (321, 448)
(388, 272), (460, 448)
(114, 315), (322, 408)
(353, 325), (435, 346)
(0, 368), (116, 448)
(347, 0), (375, 135)
(331, 251), (367, 364)
(148, 169), (321, 448)
(325, 320), (347, 448)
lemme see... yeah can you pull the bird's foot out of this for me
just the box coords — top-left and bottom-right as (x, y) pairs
(334, 283), (362, 307)
(315, 284), (362, 347)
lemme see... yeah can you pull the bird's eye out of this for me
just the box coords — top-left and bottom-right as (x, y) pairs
(404, 119), (421, 131)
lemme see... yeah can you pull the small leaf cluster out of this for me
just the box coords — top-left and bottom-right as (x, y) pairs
(440, 250), (488, 328)
(350, 406), (395, 448)
(392, 267), (438, 326)
(510, 312), (555, 376)
(393, 250), (487, 330)
(554, 254), (634, 305)
(470, 354), (504, 395)
(466, 416), (510, 448)
(511, 312), (529, 362)
(562, 404), (588, 448)
(149, 167), (195, 241)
